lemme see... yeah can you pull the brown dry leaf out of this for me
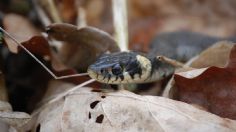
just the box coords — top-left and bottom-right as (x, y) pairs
(3, 13), (40, 53)
(174, 44), (236, 119)
(190, 41), (234, 68)
(26, 88), (236, 132)
(80, 0), (113, 32)
(47, 23), (120, 71)
(162, 41), (234, 98)
(20, 36), (66, 71)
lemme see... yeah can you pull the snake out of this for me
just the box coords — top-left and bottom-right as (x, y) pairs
(87, 31), (236, 84)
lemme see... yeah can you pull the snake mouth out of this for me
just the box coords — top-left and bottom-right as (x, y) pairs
(87, 64), (125, 84)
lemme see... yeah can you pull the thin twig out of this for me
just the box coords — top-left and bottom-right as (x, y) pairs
(47, 0), (62, 23)
(32, 79), (95, 116)
(77, 7), (87, 28)
(156, 56), (190, 68)
(32, 0), (52, 26)
(0, 27), (88, 79)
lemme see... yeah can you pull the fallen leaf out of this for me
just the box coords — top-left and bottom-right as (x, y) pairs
(26, 88), (236, 132)
(3, 13), (40, 53)
(0, 101), (31, 128)
(46, 23), (120, 71)
(0, 101), (12, 112)
(174, 44), (236, 119)
(190, 41), (234, 68)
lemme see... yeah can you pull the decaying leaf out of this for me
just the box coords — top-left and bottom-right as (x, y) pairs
(46, 23), (120, 71)
(27, 88), (236, 132)
(174, 44), (236, 119)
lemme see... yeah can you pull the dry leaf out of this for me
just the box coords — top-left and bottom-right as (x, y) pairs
(47, 23), (120, 71)
(0, 101), (12, 112)
(190, 41), (234, 68)
(174, 44), (236, 119)
(0, 111), (31, 128)
(0, 101), (31, 128)
(3, 13), (40, 53)
(27, 88), (236, 132)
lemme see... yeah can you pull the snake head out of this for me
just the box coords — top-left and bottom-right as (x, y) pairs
(88, 52), (152, 84)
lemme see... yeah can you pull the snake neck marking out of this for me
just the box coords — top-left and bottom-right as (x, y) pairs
(87, 51), (175, 84)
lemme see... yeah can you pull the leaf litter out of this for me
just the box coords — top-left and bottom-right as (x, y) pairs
(2, 1), (236, 132)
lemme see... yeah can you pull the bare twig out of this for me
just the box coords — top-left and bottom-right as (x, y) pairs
(32, 0), (52, 26)
(77, 7), (87, 28)
(47, 0), (62, 23)
(156, 56), (190, 68)
(32, 79), (95, 117)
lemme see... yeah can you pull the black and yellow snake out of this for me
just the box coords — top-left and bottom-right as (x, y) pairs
(88, 32), (236, 84)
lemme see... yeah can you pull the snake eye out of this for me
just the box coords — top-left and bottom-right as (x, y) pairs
(100, 69), (105, 74)
(112, 64), (123, 75)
